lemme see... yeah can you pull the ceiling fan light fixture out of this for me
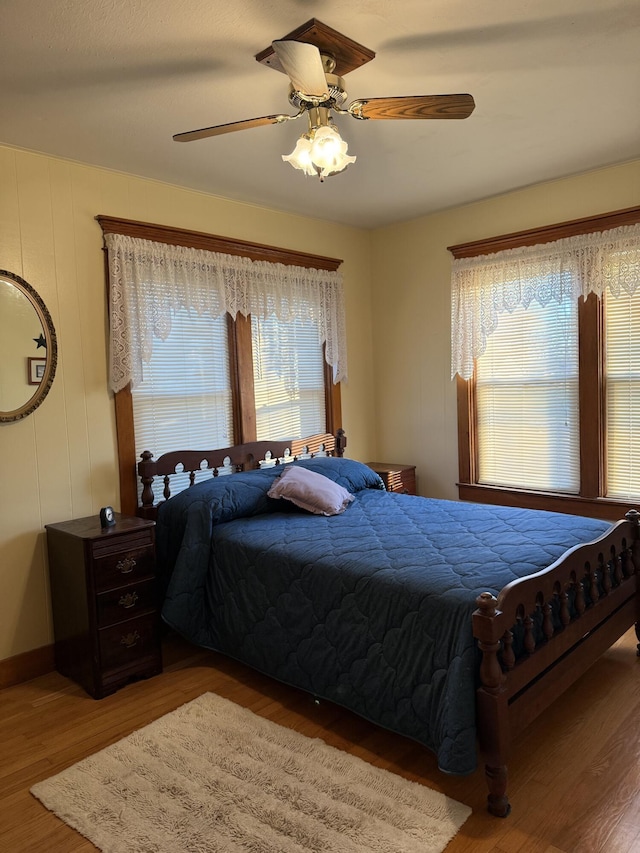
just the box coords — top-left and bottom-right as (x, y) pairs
(310, 125), (356, 177)
(174, 24), (475, 184)
(282, 134), (317, 176)
(283, 123), (356, 180)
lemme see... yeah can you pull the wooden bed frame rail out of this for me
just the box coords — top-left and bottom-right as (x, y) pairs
(473, 508), (640, 817)
(136, 430), (346, 519)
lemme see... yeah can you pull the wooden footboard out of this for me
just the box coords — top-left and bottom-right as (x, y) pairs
(136, 430), (346, 519)
(472, 509), (640, 817)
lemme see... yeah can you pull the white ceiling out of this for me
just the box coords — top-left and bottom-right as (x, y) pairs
(2, 0), (639, 229)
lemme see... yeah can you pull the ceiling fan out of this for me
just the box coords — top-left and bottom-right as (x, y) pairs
(173, 19), (475, 180)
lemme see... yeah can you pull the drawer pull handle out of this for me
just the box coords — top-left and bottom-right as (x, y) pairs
(117, 556), (136, 574)
(120, 631), (140, 649)
(118, 592), (139, 609)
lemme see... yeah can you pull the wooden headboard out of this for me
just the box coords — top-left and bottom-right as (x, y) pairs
(137, 429), (347, 519)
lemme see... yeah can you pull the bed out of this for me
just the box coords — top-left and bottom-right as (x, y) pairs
(137, 431), (640, 817)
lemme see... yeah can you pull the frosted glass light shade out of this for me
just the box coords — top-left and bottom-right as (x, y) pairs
(283, 125), (356, 179)
(282, 136), (316, 177)
(310, 125), (356, 177)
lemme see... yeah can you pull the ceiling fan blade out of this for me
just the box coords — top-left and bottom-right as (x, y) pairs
(173, 114), (293, 142)
(348, 94), (475, 120)
(272, 40), (328, 99)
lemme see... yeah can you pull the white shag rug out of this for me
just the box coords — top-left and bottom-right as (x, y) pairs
(31, 692), (471, 853)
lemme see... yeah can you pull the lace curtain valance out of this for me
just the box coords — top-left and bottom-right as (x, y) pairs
(451, 222), (640, 380)
(105, 233), (347, 393)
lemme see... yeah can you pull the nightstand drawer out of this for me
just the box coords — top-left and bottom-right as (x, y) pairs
(93, 545), (155, 592)
(98, 613), (159, 671)
(91, 528), (153, 558)
(96, 578), (157, 627)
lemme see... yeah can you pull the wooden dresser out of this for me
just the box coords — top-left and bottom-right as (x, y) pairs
(45, 513), (162, 698)
(366, 462), (417, 495)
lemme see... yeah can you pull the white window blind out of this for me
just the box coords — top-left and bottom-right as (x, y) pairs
(252, 314), (325, 441)
(132, 308), (233, 501)
(475, 294), (580, 492)
(605, 287), (640, 499)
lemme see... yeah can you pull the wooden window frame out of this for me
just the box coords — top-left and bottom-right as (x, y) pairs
(97, 216), (343, 516)
(449, 205), (640, 523)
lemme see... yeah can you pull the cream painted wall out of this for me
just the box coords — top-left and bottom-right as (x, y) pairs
(370, 160), (640, 500)
(0, 144), (376, 663)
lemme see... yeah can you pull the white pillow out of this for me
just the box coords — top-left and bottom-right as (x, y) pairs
(267, 465), (354, 516)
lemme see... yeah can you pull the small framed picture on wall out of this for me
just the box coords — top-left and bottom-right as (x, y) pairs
(28, 357), (46, 385)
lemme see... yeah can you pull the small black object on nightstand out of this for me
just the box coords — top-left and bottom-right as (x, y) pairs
(99, 505), (116, 528)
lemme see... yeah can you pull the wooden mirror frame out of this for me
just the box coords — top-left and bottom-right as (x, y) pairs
(0, 270), (58, 423)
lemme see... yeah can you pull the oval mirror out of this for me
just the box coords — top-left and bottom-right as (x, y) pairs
(0, 270), (58, 423)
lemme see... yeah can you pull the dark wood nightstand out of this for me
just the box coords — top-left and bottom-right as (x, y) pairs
(45, 513), (162, 698)
(367, 462), (417, 495)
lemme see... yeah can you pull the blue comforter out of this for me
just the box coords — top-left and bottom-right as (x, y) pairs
(156, 457), (611, 775)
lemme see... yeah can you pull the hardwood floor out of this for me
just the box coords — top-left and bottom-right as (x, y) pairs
(1, 629), (639, 852)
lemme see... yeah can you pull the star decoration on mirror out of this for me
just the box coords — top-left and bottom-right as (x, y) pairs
(33, 333), (47, 349)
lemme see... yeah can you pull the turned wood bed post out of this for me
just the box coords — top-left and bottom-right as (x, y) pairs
(473, 591), (512, 818)
(138, 450), (156, 519)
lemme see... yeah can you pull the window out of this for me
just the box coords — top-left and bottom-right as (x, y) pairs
(475, 294), (580, 493)
(451, 206), (640, 522)
(99, 216), (344, 514)
(252, 313), (326, 441)
(604, 287), (640, 499)
(131, 309), (234, 499)
(131, 311), (328, 502)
